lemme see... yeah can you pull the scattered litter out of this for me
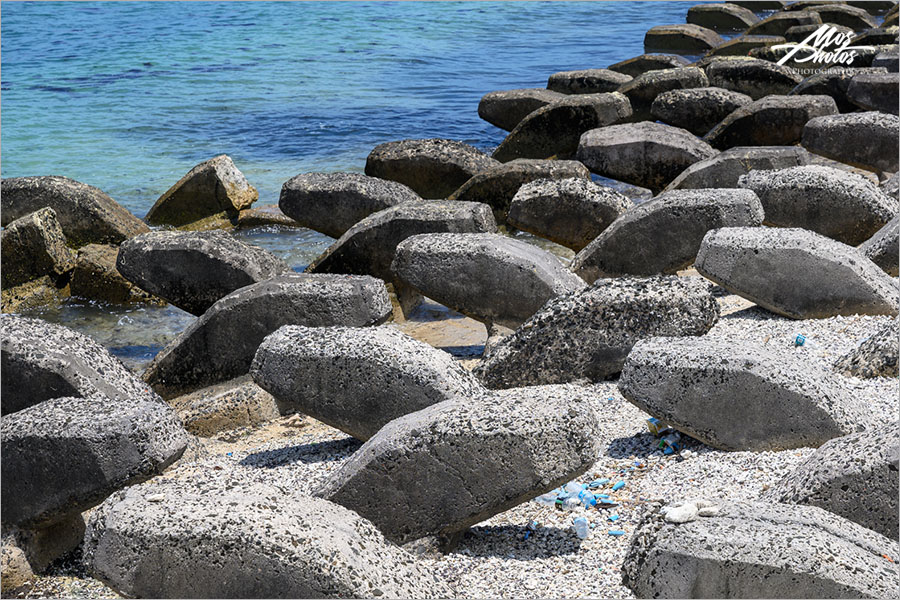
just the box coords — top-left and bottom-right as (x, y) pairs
(608, 514), (620, 522)
(524, 520), (539, 540)
(658, 432), (681, 455)
(608, 530), (625, 536)
(588, 478), (610, 488)
(882, 554), (895, 563)
(573, 516), (590, 539)
(794, 333), (807, 346)
(612, 481), (625, 491)
(226, 452), (233, 457)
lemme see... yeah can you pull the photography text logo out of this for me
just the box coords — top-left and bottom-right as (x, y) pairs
(771, 24), (874, 67)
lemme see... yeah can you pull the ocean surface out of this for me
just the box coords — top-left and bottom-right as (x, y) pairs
(1, 1), (728, 368)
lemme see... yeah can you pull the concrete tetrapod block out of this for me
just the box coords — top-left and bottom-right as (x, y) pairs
(801, 111), (900, 174)
(316, 384), (604, 544)
(477, 88), (566, 132)
(665, 145), (810, 190)
(143, 273), (391, 399)
(391, 232), (586, 329)
(0, 207), (75, 288)
(618, 336), (875, 451)
(474, 276), (719, 389)
(251, 325), (484, 441)
(695, 226), (900, 319)
(622, 501), (899, 599)
(834, 318), (900, 379)
(860, 215), (900, 276)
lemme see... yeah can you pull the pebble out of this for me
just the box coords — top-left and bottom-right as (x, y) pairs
(664, 503), (699, 524)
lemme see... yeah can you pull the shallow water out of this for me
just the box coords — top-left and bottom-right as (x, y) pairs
(3, 1), (722, 368)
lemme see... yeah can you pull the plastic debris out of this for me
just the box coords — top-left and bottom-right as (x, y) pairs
(524, 520), (539, 540)
(608, 514), (620, 522)
(612, 481), (625, 491)
(588, 478), (610, 488)
(794, 333), (807, 346)
(573, 517), (590, 539)
(533, 492), (557, 507)
(608, 530), (625, 536)
(578, 490), (597, 508)
(658, 432), (681, 455)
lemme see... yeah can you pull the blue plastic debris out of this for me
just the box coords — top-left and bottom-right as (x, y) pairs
(612, 481), (625, 491)
(608, 530), (625, 536)
(608, 514), (620, 522)
(226, 452), (233, 457)
(795, 333), (807, 346)
(524, 520), (539, 540)
(589, 478), (610, 488)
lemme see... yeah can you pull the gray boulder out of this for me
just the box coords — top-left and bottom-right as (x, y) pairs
(745, 10), (822, 36)
(364, 138), (499, 199)
(738, 165), (898, 245)
(306, 201), (497, 281)
(881, 171), (899, 198)
(665, 145), (810, 190)
(847, 71), (900, 114)
(1, 314), (159, 416)
(446, 159), (590, 222)
(705, 34), (786, 56)
(618, 67), (709, 120)
(768, 423), (899, 539)
(507, 177), (633, 251)
(391, 233), (586, 329)
(251, 325), (483, 441)
(619, 336), (872, 451)
(84, 470), (449, 599)
(278, 172), (421, 239)
(474, 276), (719, 388)
(145, 155), (258, 227)
(695, 227), (899, 318)
(69, 243), (161, 304)
(491, 93), (632, 162)
(608, 53), (690, 77)
(790, 66), (888, 112)
(477, 88), (566, 132)
(168, 377), (281, 437)
(577, 122), (718, 193)
(1, 396), (189, 528)
(651, 87), (752, 136)
(546, 68), (632, 94)
(687, 3), (759, 30)
(116, 230), (289, 316)
(834, 319), (899, 378)
(644, 24), (725, 51)
(1, 207), (75, 288)
(571, 189), (764, 281)
(623, 501), (899, 599)
(705, 95), (839, 149)
(0, 176), (149, 247)
(860, 215), (899, 276)
(317, 384), (604, 543)
(704, 57), (803, 99)
(802, 111), (900, 174)
(143, 273), (391, 399)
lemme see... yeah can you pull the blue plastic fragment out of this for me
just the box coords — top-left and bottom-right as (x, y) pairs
(608, 515), (620, 522)
(608, 530), (625, 536)
(589, 478), (610, 488)
(795, 333), (807, 346)
(612, 481), (625, 491)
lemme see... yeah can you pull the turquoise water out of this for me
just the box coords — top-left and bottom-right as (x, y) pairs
(1, 1), (703, 368)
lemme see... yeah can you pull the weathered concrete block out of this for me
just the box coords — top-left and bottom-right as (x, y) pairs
(608, 53), (690, 78)
(651, 86), (752, 136)
(619, 67), (709, 120)
(477, 88), (566, 132)
(802, 111), (900, 173)
(834, 319), (899, 378)
(704, 57), (803, 99)
(644, 24), (725, 51)
(860, 215), (899, 276)
(665, 145), (810, 190)
(546, 68), (632, 94)
(705, 95), (838, 149)
(0, 207), (75, 288)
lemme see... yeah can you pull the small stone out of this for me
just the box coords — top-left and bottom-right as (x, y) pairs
(146, 494), (165, 503)
(664, 503), (699, 523)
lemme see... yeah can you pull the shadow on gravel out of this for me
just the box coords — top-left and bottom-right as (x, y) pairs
(606, 433), (661, 459)
(452, 524), (583, 559)
(239, 437), (362, 468)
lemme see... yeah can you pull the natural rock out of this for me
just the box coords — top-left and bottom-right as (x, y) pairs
(705, 94), (838, 149)
(618, 67), (709, 120)
(619, 336), (873, 451)
(650, 87), (752, 136)
(1, 395), (189, 528)
(317, 384), (604, 543)
(279, 172), (422, 239)
(802, 111), (900, 173)
(70, 244), (161, 304)
(687, 3), (759, 30)
(1, 314), (159, 415)
(768, 423), (899, 539)
(1, 207), (75, 288)
(145, 155), (258, 227)
(306, 201), (497, 281)
(834, 319), (899, 378)
(0, 176), (148, 247)
(738, 165), (897, 244)
(746, 10), (822, 36)
(491, 93), (632, 162)
(391, 233), (585, 328)
(665, 145), (810, 190)
(251, 325), (483, 441)
(607, 53), (690, 77)
(705, 34), (786, 56)
(704, 57), (803, 99)
(84, 469), (449, 599)
(507, 177), (633, 251)
(790, 66), (888, 112)
(847, 71), (900, 114)
(234, 204), (301, 229)
(477, 88), (566, 132)
(474, 277), (719, 388)
(364, 138), (499, 199)
(447, 159), (590, 222)
(860, 215), (899, 276)
(546, 68), (632, 94)
(644, 24), (725, 51)
(695, 227), (899, 318)
(116, 230), (289, 316)
(663, 502), (700, 524)
(577, 122), (718, 193)
(143, 273), (391, 399)
(1, 539), (34, 594)
(168, 377), (280, 437)
(623, 501), (899, 599)
(0, 276), (65, 314)
(571, 189), (764, 281)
